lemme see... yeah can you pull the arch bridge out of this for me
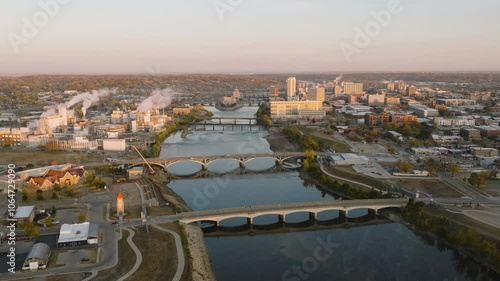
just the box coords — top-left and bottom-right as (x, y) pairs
(127, 152), (327, 171)
(178, 198), (408, 225)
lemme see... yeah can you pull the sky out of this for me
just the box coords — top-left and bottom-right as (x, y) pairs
(0, 0), (499, 74)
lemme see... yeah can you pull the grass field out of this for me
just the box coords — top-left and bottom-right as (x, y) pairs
(297, 126), (352, 153)
(326, 165), (464, 198)
(326, 165), (391, 191)
(392, 178), (463, 198)
(92, 224), (186, 281)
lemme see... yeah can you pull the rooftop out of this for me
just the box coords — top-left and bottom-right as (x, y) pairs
(58, 222), (95, 243)
(14, 206), (35, 219)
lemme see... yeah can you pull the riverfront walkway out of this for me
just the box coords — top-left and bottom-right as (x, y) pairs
(116, 228), (143, 281)
(151, 224), (185, 281)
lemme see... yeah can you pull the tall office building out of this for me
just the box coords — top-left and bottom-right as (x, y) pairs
(406, 85), (417, 96)
(342, 82), (363, 94)
(306, 87), (326, 101)
(287, 77), (297, 98)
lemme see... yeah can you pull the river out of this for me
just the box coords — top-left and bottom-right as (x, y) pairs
(163, 106), (499, 281)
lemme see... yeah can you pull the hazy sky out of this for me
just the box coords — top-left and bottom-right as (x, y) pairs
(1, 0), (499, 74)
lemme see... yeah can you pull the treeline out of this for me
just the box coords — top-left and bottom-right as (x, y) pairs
(151, 123), (182, 157)
(402, 199), (500, 272)
(255, 104), (272, 126)
(282, 126), (319, 151)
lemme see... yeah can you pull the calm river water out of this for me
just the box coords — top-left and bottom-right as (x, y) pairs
(163, 106), (499, 281)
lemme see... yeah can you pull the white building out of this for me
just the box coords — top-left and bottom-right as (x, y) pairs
(368, 93), (386, 105)
(57, 222), (99, 247)
(14, 205), (35, 224)
(329, 154), (370, 165)
(286, 77), (297, 97)
(102, 139), (126, 151)
(434, 117), (476, 127)
(414, 108), (439, 118)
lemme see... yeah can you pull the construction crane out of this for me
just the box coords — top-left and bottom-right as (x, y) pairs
(131, 146), (155, 175)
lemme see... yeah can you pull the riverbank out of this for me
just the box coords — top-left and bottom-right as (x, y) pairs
(183, 223), (217, 281)
(265, 126), (301, 152)
(162, 183), (217, 281)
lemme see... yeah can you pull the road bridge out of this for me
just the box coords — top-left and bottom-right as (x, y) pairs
(178, 198), (408, 224)
(86, 152), (329, 170)
(121, 198), (408, 228)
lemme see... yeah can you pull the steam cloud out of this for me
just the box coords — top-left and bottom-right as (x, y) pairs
(137, 89), (176, 112)
(41, 88), (115, 117)
(67, 88), (115, 116)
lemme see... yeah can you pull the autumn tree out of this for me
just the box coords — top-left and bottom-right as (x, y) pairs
(449, 164), (461, 176)
(396, 160), (413, 174)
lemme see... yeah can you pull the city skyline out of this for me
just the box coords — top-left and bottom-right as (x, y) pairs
(1, 0), (500, 74)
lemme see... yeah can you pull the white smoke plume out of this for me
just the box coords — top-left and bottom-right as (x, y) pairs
(137, 89), (176, 113)
(40, 88), (116, 117)
(41, 107), (57, 117)
(67, 88), (116, 116)
(334, 74), (343, 82)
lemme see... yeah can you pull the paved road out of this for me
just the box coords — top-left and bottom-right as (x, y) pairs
(151, 224), (184, 281)
(0, 192), (119, 280)
(116, 228), (142, 281)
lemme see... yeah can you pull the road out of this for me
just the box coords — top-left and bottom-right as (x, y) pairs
(0, 191), (118, 280)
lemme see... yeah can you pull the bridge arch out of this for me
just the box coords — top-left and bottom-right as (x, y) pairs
(128, 162), (166, 171)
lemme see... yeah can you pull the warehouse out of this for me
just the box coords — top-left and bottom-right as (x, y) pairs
(57, 222), (99, 247)
(102, 138), (126, 151)
(22, 243), (51, 271)
(329, 154), (371, 165)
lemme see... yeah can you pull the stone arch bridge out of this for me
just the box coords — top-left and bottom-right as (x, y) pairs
(126, 152), (329, 171)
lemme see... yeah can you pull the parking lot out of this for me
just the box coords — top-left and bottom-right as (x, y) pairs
(55, 208), (84, 225)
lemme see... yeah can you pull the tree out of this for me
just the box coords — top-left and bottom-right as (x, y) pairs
(24, 223), (40, 238)
(78, 212), (87, 223)
(449, 164), (461, 176)
(409, 138), (420, 147)
(424, 158), (442, 176)
(22, 190), (29, 202)
(468, 173), (486, 189)
(397, 160), (413, 174)
(45, 217), (53, 227)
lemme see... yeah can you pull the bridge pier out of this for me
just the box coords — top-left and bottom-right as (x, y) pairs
(368, 209), (379, 215)
(239, 161), (245, 169)
(246, 217), (253, 225)
(339, 210), (348, 222)
(309, 212), (317, 221)
(278, 215), (284, 223)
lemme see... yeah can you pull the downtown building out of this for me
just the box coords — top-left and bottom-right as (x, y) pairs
(270, 101), (325, 119)
(286, 77), (297, 98)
